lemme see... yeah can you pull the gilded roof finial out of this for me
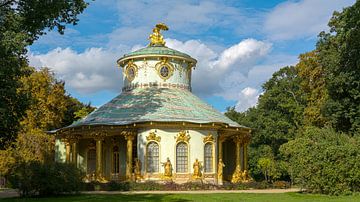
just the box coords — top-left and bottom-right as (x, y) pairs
(149, 23), (169, 47)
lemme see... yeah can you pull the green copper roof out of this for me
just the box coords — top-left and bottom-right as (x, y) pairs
(123, 46), (193, 59)
(67, 88), (244, 128)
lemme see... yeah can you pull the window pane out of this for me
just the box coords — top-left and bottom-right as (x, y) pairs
(204, 143), (213, 172)
(113, 146), (120, 174)
(176, 142), (188, 172)
(146, 142), (159, 173)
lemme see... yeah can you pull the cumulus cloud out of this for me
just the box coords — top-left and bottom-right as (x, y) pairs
(28, 36), (289, 112)
(235, 87), (260, 112)
(264, 0), (355, 40)
(28, 47), (123, 94)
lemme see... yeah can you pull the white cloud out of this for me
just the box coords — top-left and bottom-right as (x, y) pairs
(235, 87), (260, 112)
(28, 37), (286, 113)
(264, 0), (355, 40)
(28, 47), (123, 94)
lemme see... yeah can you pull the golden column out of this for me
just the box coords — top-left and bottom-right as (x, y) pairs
(125, 132), (135, 181)
(65, 141), (71, 163)
(72, 140), (78, 166)
(243, 143), (248, 171)
(235, 138), (241, 170)
(231, 135), (243, 183)
(217, 135), (226, 184)
(95, 137), (104, 180)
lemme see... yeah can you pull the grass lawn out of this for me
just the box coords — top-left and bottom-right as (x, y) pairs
(1, 192), (360, 202)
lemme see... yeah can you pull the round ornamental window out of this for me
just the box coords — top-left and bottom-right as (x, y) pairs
(160, 65), (169, 78)
(155, 61), (173, 81)
(126, 65), (136, 81)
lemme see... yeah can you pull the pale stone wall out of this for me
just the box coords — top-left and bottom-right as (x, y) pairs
(55, 139), (66, 163)
(123, 59), (191, 90)
(137, 128), (218, 179)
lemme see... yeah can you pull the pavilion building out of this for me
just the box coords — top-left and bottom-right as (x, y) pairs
(55, 24), (251, 184)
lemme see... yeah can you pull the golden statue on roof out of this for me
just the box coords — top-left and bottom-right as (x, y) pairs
(149, 23), (169, 46)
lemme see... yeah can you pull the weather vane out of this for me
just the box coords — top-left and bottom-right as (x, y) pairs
(148, 23), (169, 47)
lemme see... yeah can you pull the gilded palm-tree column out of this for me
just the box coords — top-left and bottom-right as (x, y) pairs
(231, 136), (242, 183)
(95, 137), (103, 180)
(125, 132), (135, 181)
(72, 140), (78, 166)
(217, 135), (226, 184)
(244, 143), (248, 171)
(65, 141), (71, 163)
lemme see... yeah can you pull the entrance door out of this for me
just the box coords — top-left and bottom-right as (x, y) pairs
(87, 149), (96, 175)
(222, 139), (236, 181)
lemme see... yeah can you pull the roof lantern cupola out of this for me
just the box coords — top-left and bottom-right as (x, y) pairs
(117, 23), (197, 92)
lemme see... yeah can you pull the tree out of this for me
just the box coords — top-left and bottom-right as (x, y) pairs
(317, 1), (360, 133)
(18, 67), (68, 132)
(280, 127), (360, 195)
(0, 0), (88, 149)
(296, 51), (328, 127)
(226, 66), (306, 181)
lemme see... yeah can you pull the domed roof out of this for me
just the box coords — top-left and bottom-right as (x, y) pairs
(117, 46), (197, 66)
(65, 88), (245, 129)
(125, 46), (192, 58)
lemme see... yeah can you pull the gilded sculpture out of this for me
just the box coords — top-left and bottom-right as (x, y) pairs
(217, 158), (225, 181)
(175, 130), (191, 143)
(149, 23), (169, 46)
(134, 158), (142, 180)
(162, 157), (173, 179)
(231, 165), (242, 183)
(146, 132), (161, 142)
(192, 158), (202, 179)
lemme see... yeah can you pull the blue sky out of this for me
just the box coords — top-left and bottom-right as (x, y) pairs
(28, 0), (355, 112)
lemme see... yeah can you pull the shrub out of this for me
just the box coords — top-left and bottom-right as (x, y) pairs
(9, 161), (84, 197)
(280, 127), (360, 195)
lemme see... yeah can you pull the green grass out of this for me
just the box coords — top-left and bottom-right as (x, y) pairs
(1, 193), (360, 202)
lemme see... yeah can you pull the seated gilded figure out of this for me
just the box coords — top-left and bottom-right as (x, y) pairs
(148, 23), (169, 46)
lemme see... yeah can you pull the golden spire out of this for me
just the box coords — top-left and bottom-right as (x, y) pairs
(148, 23), (169, 47)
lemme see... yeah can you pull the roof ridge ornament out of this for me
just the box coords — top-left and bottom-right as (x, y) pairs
(148, 23), (169, 47)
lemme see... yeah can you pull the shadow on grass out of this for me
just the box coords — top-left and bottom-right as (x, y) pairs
(0, 193), (192, 202)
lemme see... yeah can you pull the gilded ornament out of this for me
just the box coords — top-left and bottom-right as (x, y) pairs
(217, 159), (225, 181)
(161, 157), (173, 179)
(124, 61), (138, 82)
(192, 158), (202, 179)
(175, 130), (190, 143)
(155, 58), (174, 81)
(134, 158), (142, 180)
(146, 132), (161, 142)
(148, 23), (168, 46)
(203, 133), (214, 143)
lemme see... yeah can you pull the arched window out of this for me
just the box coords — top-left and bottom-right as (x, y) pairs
(146, 142), (159, 173)
(87, 149), (96, 174)
(204, 143), (213, 172)
(112, 146), (120, 174)
(176, 142), (188, 173)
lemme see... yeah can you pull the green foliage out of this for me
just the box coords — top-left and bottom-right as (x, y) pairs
(18, 67), (68, 131)
(317, 1), (360, 133)
(226, 66), (305, 181)
(73, 105), (96, 120)
(0, 0), (88, 149)
(9, 161), (84, 197)
(280, 127), (360, 195)
(296, 51), (328, 127)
